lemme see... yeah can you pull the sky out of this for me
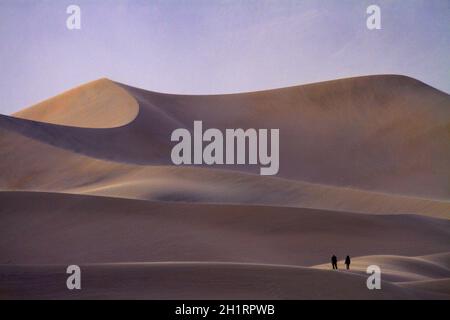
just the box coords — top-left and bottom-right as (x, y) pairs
(0, 0), (449, 114)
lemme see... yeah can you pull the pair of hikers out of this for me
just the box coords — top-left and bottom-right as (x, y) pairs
(331, 255), (351, 270)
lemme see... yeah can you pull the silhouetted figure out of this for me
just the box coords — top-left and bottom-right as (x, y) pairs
(331, 255), (338, 270)
(345, 255), (351, 270)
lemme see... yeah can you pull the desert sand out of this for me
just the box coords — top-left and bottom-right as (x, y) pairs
(0, 75), (449, 299)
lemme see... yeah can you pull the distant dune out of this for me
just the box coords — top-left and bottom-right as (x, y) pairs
(0, 75), (449, 299)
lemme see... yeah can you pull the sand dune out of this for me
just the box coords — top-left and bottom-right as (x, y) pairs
(3, 75), (450, 198)
(1, 75), (449, 299)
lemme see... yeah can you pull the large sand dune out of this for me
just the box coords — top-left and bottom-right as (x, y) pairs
(0, 75), (449, 299)
(2, 75), (449, 198)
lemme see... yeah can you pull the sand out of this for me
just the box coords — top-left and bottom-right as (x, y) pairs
(0, 75), (449, 299)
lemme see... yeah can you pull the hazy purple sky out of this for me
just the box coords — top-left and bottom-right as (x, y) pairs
(0, 0), (449, 114)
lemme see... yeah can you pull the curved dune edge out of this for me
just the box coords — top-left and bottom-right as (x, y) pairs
(420, 252), (450, 267)
(12, 79), (139, 128)
(0, 262), (430, 300)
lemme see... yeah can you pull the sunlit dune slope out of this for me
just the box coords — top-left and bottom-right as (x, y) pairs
(12, 79), (139, 128)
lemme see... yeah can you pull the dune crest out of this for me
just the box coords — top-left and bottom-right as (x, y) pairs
(12, 78), (139, 128)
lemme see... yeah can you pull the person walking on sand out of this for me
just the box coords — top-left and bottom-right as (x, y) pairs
(331, 255), (338, 270)
(345, 255), (351, 270)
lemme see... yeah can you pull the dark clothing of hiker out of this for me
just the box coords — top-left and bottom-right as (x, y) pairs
(331, 255), (338, 270)
(345, 255), (351, 270)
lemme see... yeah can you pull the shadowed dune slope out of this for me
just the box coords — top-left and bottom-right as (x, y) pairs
(1, 263), (431, 300)
(1, 191), (449, 266)
(2, 75), (449, 198)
